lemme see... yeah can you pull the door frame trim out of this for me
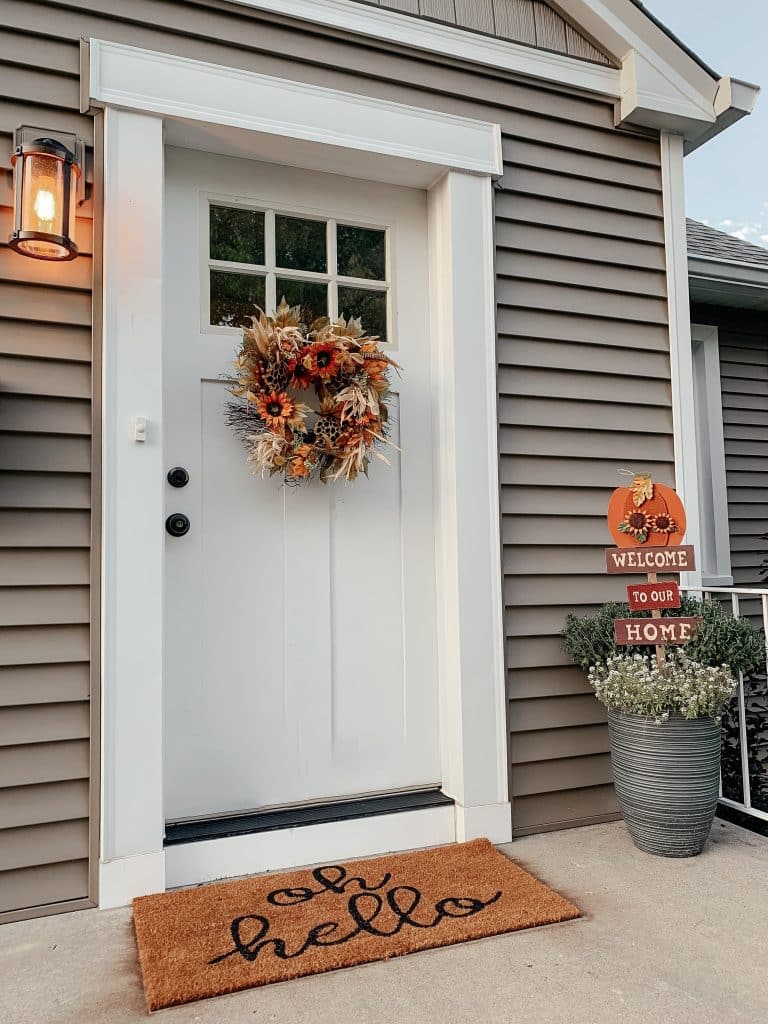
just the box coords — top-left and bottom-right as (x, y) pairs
(88, 41), (510, 908)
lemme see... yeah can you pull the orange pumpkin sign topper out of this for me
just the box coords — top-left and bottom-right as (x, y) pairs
(607, 473), (686, 549)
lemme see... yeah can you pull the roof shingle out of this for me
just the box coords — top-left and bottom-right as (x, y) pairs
(687, 219), (768, 268)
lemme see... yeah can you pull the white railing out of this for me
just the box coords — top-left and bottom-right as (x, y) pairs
(681, 585), (768, 825)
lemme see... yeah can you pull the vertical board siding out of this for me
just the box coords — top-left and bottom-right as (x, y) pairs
(352, 0), (613, 63)
(0, 0), (672, 893)
(0, 59), (94, 917)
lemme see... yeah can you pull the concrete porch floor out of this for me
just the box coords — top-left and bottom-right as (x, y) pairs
(2, 820), (767, 1024)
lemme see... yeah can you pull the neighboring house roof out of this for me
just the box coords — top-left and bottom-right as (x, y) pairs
(688, 219), (768, 312)
(687, 219), (768, 268)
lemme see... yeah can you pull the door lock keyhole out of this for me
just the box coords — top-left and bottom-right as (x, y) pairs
(166, 513), (190, 537)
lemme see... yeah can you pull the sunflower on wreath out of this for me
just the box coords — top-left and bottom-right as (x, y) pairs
(224, 299), (400, 484)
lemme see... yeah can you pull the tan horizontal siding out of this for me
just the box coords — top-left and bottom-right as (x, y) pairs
(0, 738), (89, 788)
(497, 250), (667, 298)
(0, 40), (95, 918)
(496, 221), (666, 271)
(503, 138), (662, 191)
(0, 509), (91, 547)
(512, 753), (613, 796)
(499, 90), (670, 834)
(509, 663), (593, 698)
(0, 779), (88, 829)
(0, 585), (90, 625)
(0, 859), (88, 914)
(0, 663), (90, 706)
(0, 395), (91, 436)
(512, 784), (619, 832)
(0, 625), (90, 665)
(510, 722), (610, 762)
(0, 701), (89, 745)
(0, 472), (91, 509)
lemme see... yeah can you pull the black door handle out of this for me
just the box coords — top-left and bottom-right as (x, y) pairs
(166, 513), (190, 537)
(167, 467), (190, 488)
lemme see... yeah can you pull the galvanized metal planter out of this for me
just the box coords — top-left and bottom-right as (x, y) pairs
(607, 710), (722, 858)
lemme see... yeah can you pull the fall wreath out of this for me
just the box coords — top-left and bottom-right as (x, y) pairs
(224, 300), (399, 483)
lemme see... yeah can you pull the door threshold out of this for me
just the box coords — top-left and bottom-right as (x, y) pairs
(164, 788), (453, 846)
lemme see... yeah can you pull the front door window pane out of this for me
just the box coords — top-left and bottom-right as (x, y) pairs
(210, 206), (265, 265)
(276, 278), (328, 327)
(337, 225), (386, 281)
(275, 215), (327, 273)
(210, 270), (265, 327)
(338, 286), (387, 341)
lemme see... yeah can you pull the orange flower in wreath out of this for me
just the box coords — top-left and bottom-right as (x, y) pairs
(255, 391), (303, 433)
(286, 349), (313, 389)
(304, 342), (340, 381)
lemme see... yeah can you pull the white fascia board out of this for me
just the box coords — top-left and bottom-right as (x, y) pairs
(87, 39), (502, 177)
(227, 0), (621, 97)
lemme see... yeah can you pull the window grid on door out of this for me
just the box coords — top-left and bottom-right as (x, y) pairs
(206, 201), (391, 342)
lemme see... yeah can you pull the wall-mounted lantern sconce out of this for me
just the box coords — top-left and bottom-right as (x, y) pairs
(8, 127), (85, 261)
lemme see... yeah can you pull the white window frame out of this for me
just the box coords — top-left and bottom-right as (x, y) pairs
(204, 195), (393, 342)
(691, 324), (733, 586)
(87, 39), (509, 907)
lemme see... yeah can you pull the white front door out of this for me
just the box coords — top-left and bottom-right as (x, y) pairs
(163, 149), (441, 823)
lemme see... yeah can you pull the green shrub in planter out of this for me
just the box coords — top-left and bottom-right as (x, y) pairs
(561, 594), (764, 677)
(561, 598), (765, 857)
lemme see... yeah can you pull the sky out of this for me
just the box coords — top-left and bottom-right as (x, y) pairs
(655, 0), (768, 246)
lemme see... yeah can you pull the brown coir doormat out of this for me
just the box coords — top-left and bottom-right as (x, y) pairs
(132, 838), (580, 1011)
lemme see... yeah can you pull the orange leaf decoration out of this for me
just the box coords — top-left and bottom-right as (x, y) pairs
(630, 474), (654, 507)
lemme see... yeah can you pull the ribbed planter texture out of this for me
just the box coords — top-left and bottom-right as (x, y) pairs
(607, 710), (722, 858)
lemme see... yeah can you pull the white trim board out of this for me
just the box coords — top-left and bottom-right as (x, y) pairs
(86, 39), (502, 181)
(165, 806), (456, 889)
(660, 131), (701, 591)
(92, 40), (511, 905)
(690, 324), (732, 588)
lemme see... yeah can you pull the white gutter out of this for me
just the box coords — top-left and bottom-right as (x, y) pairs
(688, 255), (768, 291)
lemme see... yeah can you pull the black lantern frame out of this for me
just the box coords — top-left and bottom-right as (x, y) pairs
(9, 132), (83, 262)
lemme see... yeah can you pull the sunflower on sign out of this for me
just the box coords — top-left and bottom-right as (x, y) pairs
(224, 299), (400, 484)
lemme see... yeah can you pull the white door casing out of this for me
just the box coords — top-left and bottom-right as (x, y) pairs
(164, 150), (441, 820)
(91, 40), (509, 907)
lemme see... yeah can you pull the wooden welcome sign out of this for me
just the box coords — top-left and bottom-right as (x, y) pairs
(605, 473), (702, 664)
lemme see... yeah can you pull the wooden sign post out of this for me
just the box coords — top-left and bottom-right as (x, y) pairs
(605, 473), (701, 667)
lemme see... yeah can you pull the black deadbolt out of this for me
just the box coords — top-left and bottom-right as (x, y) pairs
(166, 513), (190, 537)
(167, 466), (190, 488)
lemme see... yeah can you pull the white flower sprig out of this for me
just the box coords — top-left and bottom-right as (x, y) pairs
(588, 650), (736, 723)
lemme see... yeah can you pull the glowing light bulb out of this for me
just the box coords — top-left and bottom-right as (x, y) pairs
(33, 186), (57, 225)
